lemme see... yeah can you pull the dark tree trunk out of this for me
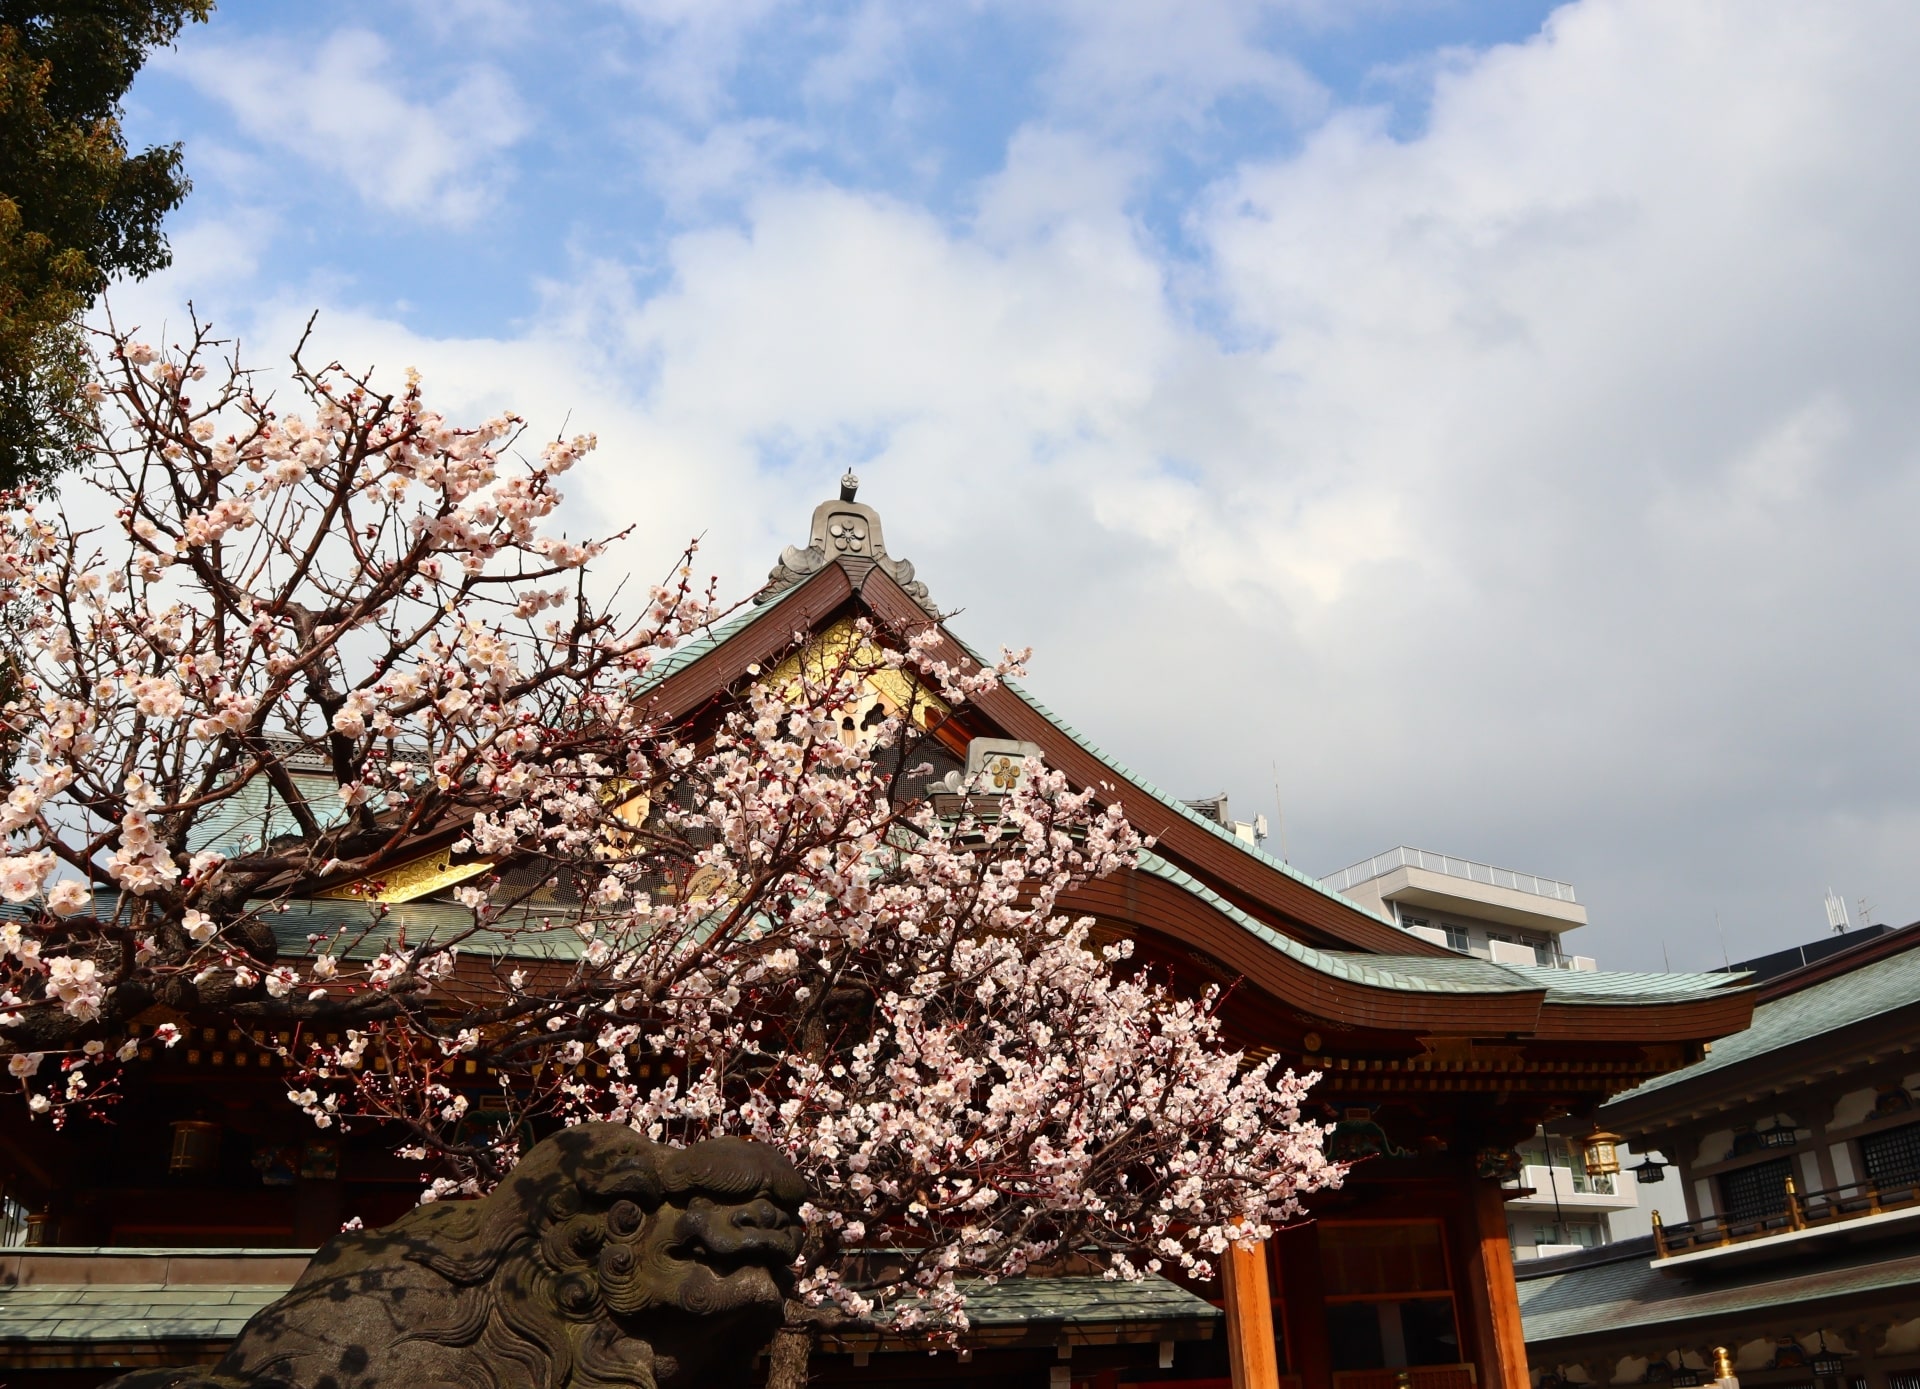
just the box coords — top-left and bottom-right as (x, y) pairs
(765, 1322), (813, 1389)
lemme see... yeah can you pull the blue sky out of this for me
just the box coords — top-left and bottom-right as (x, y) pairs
(123, 1), (1561, 338)
(104, 1), (1920, 971)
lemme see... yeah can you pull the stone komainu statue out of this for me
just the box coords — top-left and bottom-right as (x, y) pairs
(106, 1125), (807, 1389)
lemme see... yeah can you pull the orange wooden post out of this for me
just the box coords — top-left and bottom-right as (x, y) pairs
(1223, 1234), (1281, 1389)
(1462, 1179), (1531, 1389)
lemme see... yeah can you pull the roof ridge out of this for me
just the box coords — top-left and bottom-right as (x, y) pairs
(1753, 919), (1920, 1001)
(980, 666), (1390, 926)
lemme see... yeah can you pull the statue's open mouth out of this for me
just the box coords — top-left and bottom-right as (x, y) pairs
(661, 1198), (801, 1313)
(672, 1240), (785, 1280)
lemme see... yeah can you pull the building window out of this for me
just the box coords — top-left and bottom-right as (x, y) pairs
(1444, 924), (1470, 952)
(1718, 1157), (1792, 1223)
(1860, 1121), (1920, 1189)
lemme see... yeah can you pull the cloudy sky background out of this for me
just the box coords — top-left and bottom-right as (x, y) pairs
(105, 0), (1920, 972)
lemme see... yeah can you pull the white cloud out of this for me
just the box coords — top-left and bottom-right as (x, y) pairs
(626, 117), (817, 218)
(608, 0), (795, 121)
(123, 0), (1920, 966)
(1034, 0), (1329, 131)
(160, 29), (528, 224)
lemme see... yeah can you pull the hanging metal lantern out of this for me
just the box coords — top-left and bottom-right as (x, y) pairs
(1634, 1158), (1667, 1184)
(1810, 1331), (1844, 1380)
(169, 1119), (223, 1175)
(1583, 1129), (1623, 1177)
(1670, 1369), (1701, 1387)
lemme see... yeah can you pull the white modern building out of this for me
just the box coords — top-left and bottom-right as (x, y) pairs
(1324, 847), (1640, 1257)
(1323, 845), (1596, 971)
(1501, 1130), (1643, 1260)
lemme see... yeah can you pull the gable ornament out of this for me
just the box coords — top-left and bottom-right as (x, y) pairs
(759, 470), (938, 615)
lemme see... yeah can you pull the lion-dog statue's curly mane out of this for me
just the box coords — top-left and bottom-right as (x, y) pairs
(105, 1124), (807, 1389)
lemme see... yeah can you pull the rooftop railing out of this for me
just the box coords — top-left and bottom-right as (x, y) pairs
(1324, 846), (1578, 904)
(1652, 1173), (1920, 1259)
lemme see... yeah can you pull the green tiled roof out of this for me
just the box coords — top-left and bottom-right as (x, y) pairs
(634, 600), (780, 690)
(955, 1274), (1220, 1328)
(265, 898), (589, 964)
(1519, 1241), (1920, 1349)
(1605, 937), (1920, 1105)
(1139, 854), (1741, 1006)
(0, 1284), (276, 1344)
(0, 1253), (1212, 1351)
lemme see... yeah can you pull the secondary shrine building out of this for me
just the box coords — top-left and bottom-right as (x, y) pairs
(0, 480), (1755, 1389)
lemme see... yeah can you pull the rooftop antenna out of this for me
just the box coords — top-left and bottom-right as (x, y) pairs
(1716, 910), (1729, 971)
(1270, 760), (1289, 864)
(1858, 895), (1876, 928)
(1662, 940), (1671, 974)
(1824, 888), (1850, 935)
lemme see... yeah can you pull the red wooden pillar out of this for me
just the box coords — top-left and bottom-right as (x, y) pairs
(1223, 1236), (1282, 1389)
(1460, 1179), (1530, 1389)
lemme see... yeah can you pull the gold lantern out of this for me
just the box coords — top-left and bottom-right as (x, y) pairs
(1582, 1129), (1623, 1177)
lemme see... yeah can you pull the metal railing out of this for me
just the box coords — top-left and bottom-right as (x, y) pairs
(1652, 1173), (1920, 1258)
(1324, 847), (1578, 904)
(1507, 1162), (1620, 1203)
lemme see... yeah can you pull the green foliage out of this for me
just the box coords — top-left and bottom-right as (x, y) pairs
(0, 0), (211, 490)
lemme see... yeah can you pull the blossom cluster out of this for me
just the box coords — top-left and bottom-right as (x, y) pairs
(290, 632), (1338, 1332)
(0, 320), (1335, 1340)
(0, 319), (709, 1113)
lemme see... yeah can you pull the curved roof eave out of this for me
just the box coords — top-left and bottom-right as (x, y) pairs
(1071, 855), (1752, 1042)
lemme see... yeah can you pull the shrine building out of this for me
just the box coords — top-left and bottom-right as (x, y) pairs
(0, 479), (1757, 1389)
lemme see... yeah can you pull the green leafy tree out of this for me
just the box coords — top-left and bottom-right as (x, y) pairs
(0, 0), (210, 490)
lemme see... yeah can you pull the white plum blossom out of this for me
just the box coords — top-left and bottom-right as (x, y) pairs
(0, 320), (712, 1119)
(0, 324), (1333, 1384)
(0, 852), (53, 903)
(45, 957), (103, 1020)
(45, 880), (91, 916)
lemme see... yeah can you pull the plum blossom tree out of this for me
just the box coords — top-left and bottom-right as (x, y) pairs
(0, 322), (1337, 1388)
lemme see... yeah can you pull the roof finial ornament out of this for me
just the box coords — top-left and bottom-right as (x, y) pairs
(757, 472), (937, 615)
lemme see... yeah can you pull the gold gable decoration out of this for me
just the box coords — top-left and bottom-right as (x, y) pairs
(318, 845), (493, 904)
(763, 617), (950, 745)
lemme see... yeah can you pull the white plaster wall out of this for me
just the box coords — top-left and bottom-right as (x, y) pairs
(1832, 1087), (1878, 1129)
(1697, 1129), (1734, 1165)
(1832, 1142), (1857, 1186)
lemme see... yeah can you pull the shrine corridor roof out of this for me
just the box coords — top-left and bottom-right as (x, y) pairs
(1604, 928), (1920, 1104)
(1518, 1236), (1920, 1352)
